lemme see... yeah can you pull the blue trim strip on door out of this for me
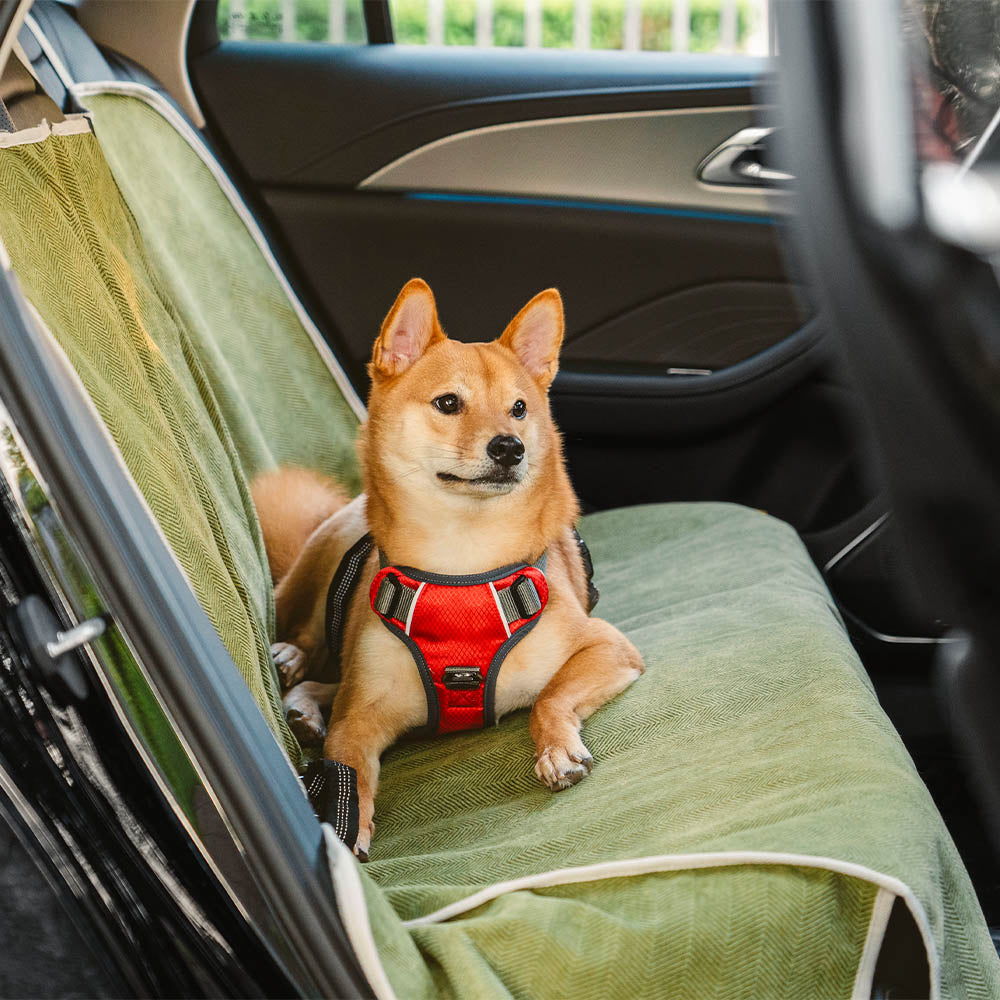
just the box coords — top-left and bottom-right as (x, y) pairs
(403, 191), (776, 225)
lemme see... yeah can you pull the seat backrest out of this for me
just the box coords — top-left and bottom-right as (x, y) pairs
(0, 49), (364, 764)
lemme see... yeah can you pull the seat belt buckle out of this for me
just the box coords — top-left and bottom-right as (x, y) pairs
(443, 665), (482, 690)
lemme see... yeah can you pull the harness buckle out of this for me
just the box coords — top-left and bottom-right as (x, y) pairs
(443, 665), (482, 690)
(373, 573), (417, 623)
(498, 574), (542, 624)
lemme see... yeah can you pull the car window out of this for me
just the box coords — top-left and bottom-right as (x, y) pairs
(218, 0), (369, 43)
(217, 0), (773, 52)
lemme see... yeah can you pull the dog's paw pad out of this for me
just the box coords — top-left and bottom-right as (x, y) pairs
(534, 744), (593, 791)
(285, 707), (326, 746)
(271, 641), (306, 688)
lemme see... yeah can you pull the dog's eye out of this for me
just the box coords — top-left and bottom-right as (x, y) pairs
(511, 399), (527, 419)
(433, 393), (462, 414)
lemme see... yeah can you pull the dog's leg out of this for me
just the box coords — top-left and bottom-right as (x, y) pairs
(530, 619), (644, 791)
(323, 711), (405, 861)
(283, 680), (337, 746)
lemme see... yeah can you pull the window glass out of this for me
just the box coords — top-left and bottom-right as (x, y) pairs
(217, 0), (368, 43)
(390, 0), (770, 52)
(217, 0), (772, 53)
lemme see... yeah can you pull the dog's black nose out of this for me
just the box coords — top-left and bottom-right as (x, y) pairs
(486, 435), (524, 467)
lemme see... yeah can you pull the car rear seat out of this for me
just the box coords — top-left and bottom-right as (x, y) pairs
(0, 4), (996, 997)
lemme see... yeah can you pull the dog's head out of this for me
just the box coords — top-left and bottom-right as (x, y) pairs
(362, 279), (572, 523)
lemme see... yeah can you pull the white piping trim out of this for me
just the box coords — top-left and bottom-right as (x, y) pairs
(0, 0), (32, 83)
(66, 78), (366, 420)
(404, 580), (425, 636)
(23, 12), (74, 91)
(0, 114), (92, 148)
(400, 848), (939, 999)
(323, 825), (398, 1000)
(488, 581), (512, 638)
(852, 886), (895, 1000)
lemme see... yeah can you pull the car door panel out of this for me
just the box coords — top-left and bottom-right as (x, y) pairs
(256, 188), (791, 370)
(190, 42), (768, 186)
(189, 33), (870, 543)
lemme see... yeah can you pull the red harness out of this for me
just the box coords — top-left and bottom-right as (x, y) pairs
(324, 532), (596, 739)
(368, 559), (548, 735)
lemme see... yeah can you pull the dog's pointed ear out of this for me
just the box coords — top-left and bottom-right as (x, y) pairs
(371, 278), (446, 379)
(498, 289), (564, 390)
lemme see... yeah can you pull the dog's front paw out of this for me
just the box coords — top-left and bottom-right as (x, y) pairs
(534, 740), (593, 791)
(285, 706), (326, 747)
(282, 681), (329, 746)
(272, 641), (307, 689)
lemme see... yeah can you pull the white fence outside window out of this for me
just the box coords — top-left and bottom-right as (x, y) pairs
(223, 0), (774, 55)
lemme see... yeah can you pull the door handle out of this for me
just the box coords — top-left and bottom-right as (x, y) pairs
(699, 127), (794, 189)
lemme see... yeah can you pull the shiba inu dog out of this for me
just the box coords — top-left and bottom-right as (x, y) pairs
(253, 278), (644, 859)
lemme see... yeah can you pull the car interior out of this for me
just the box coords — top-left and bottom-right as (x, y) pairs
(0, 0), (996, 996)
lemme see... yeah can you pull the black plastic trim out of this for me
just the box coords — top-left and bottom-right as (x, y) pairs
(363, 0), (393, 43)
(552, 317), (828, 438)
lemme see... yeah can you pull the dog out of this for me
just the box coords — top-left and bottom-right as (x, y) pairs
(252, 278), (644, 859)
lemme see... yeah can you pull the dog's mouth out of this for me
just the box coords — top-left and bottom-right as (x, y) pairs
(436, 470), (521, 493)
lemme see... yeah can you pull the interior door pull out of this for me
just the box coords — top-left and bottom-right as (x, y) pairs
(732, 153), (795, 185)
(699, 127), (794, 189)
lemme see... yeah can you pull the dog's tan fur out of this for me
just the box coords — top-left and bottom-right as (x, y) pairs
(253, 279), (644, 858)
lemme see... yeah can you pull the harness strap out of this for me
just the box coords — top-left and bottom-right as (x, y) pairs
(323, 532), (375, 683)
(572, 526), (600, 611)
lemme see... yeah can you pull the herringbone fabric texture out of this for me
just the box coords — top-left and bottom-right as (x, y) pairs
(82, 94), (362, 493)
(360, 503), (1000, 999)
(0, 127), (304, 760)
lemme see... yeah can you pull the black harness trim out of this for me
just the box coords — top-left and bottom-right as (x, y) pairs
(376, 617), (440, 739)
(323, 531), (375, 683)
(302, 758), (359, 850)
(482, 614), (544, 726)
(572, 527), (599, 611)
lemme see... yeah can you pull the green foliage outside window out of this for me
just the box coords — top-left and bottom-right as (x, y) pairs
(217, 0), (754, 51)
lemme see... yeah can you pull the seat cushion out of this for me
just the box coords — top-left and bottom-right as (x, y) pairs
(353, 502), (999, 999)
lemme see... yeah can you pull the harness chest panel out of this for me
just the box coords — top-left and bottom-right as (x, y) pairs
(369, 563), (548, 735)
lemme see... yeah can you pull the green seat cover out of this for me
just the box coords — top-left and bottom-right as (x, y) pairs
(0, 89), (993, 998)
(354, 502), (999, 999)
(0, 114), (358, 765)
